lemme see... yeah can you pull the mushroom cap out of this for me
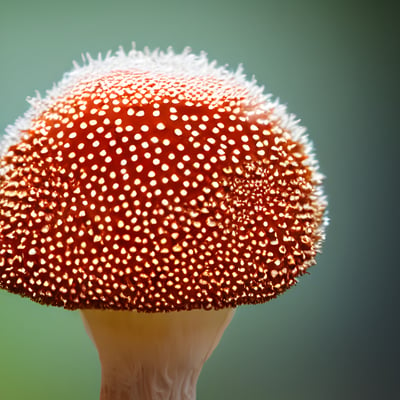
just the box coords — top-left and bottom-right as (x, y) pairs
(0, 47), (327, 311)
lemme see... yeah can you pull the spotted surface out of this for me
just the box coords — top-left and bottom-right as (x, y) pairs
(0, 69), (326, 311)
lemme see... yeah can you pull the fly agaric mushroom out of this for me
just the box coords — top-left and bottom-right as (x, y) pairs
(0, 46), (327, 400)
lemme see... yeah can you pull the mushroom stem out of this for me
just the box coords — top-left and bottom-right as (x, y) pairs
(81, 308), (235, 400)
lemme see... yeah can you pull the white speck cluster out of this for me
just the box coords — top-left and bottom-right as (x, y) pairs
(0, 47), (327, 311)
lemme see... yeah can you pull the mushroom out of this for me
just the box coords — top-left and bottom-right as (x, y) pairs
(0, 46), (327, 400)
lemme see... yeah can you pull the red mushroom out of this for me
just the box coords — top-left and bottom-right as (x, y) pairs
(0, 46), (327, 399)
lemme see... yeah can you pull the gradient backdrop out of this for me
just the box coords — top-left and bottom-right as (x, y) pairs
(0, 0), (398, 399)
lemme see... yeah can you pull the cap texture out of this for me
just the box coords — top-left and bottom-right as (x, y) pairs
(0, 47), (327, 311)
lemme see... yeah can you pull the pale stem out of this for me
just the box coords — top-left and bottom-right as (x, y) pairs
(81, 308), (235, 400)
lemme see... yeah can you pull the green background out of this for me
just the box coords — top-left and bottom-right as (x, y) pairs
(0, 0), (398, 399)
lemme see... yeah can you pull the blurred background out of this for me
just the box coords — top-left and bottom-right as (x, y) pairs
(0, 0), (398, 399)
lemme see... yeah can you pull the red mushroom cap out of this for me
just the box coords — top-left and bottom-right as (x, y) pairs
(0, 47), (327, 311)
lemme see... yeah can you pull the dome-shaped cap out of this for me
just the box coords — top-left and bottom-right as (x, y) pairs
(0, 47), (327, 311)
